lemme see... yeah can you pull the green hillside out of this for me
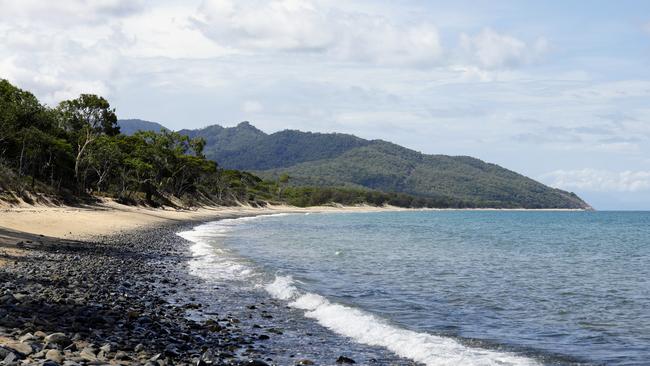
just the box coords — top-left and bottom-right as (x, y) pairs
(117, 119), (165, 135)
(179, 122), (370, 170)
(263, 141), (588, 208)
(123, 120), (590, 209)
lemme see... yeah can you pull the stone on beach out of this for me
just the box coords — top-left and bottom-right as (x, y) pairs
(336, 355), (356, 364)
(44, 333), (72, 348)
(4, 341), (33, 356)
(45, 349), (64, 363)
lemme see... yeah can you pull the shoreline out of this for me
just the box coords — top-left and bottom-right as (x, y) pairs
(0, 200), (590, 269)
(0, 221), (276, 365)
(0, 200), (590, 242)
(0, 199), (406, 243)
(0, 205), (413, 365)
(0, 202), (597, 365)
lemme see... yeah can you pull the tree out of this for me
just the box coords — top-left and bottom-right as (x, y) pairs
(58, 94), (119, 189)
(85, 136), (121, 192)
(277, 173), (290, 200)
(0, 80), (44, 161)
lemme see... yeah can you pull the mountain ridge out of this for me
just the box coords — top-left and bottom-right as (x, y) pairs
(118, 119), (591, 209)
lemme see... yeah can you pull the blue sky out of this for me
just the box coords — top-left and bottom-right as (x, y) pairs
(1, 0), (649, 209)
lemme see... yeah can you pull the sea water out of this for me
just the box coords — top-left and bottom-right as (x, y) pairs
(179, 211), (650, 365)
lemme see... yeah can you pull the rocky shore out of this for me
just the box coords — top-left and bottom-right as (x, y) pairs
(0, 221), (309, 366)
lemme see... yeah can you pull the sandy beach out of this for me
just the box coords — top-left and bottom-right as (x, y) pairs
(0, 199), (399, 241)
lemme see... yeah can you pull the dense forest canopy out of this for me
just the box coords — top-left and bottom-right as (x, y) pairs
(1, 79), (477, 208)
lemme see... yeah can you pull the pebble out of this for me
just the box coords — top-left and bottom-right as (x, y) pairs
(19, 333), (37, 342)
(336, 356), (356, 364)
(114, 351), (131, 360)
(0, 224), (388, 366)
(80, 346), (97, 361)
(45, 333), (72, 348)
(3, 351), (18, 364)
(5, 341), (33, 356)
(46, 349), (64, 364)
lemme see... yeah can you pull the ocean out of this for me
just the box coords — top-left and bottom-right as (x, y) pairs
(178, 211), (650, 365)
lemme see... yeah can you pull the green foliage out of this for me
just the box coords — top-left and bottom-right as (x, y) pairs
(1, 80), (589, 209)
(0, 79), (268, 207)
(172, 119), (589, 209)
(173, 121), (370, 170)
(263, 142), (589, 209)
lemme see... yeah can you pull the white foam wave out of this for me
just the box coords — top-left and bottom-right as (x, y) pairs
(179, 215), (539, 366)
(265, 275), (299, 300)
(266, 275), (540, 366)
(177, 215), (281, 281)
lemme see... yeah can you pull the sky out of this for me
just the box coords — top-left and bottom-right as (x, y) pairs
(1, 0), (649, 209)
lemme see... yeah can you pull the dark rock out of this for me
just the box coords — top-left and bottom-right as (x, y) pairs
(258, 334), (270, 340)
(297, 360), (315, 365)
(336, 356), (356, 364)
(0, 347), (13, 359)
(164, 344), (179, 358)
(3, 350), (18, 364)
(114, 351), (131, 360)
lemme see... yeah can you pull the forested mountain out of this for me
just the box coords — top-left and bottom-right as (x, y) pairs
(263, 141), (587, 209)
(118, 120), (590, 209)
(117, 119), (165, 135)
(178, 122), (370, 170)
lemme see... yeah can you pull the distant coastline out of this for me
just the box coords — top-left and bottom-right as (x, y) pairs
(0, 200), (593, 241)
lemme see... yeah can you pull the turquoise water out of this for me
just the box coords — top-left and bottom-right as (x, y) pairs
(183, 211), (650, 365)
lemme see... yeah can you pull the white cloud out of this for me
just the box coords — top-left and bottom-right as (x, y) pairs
(191, 0), (443, 66)
(541, 169), (650, 192)
(241, 100), (264, 114)
(459, 28), (548, 69)
(0, 0), (144, 26)
(560, 80), (650, 100)
(0, 21), (124, 104)
(120, 5), (230, 59)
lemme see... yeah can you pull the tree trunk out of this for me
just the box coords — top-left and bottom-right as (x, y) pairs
(18, 137), (25, 177)
(75, 129), (94, 190)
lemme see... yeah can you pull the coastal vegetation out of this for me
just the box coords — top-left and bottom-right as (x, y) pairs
(0, 79), (256, 206)
(0, 79), (461, 208)
(0, 79), (588, 209)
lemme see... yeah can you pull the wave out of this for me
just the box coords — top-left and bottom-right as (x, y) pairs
(177, 215), (283, 281)
(266, 276), (540, 366)
(180, 215), (540, 366)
